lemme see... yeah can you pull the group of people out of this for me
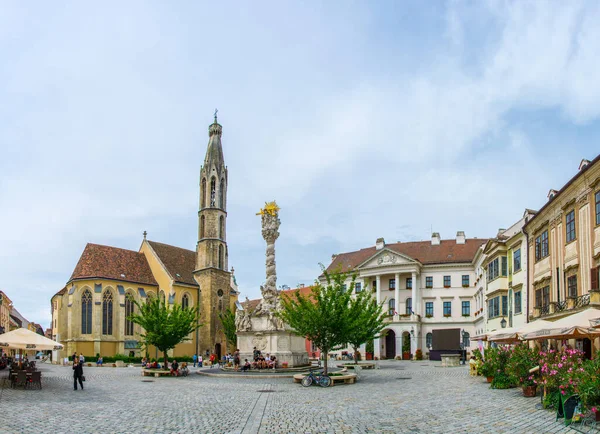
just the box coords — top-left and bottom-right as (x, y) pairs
(249, 347), (277, 370)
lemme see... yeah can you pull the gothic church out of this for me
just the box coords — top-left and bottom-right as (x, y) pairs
(51, 115), (238, 361)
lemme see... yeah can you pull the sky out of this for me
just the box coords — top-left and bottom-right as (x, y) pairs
(1, 1), (600, 328)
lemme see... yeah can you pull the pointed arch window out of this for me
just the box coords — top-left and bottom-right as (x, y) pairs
(218, 245), (223, 269)
(210, 177), (216, 207)
(159, 291), (166, 305)
(125, 295), (134, 336)
(200, 215), (205, 239)
(81, 290), (92, 335)
(219, 178), (225, 209)
(102, 291), (113, 335)
(201, 177), (207, 209)
(219, 216), (224, 239)
(182, 293), (190, 310)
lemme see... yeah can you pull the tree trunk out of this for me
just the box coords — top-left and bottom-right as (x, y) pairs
(322, 347), (328, 375)
(163, 350), (169, 369)
(353, 346), (359, 364)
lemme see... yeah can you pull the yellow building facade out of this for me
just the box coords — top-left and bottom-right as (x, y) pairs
(0, 291), (13, 334)
(51, 115), (239, 361)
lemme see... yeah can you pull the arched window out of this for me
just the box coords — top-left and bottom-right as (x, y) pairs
(102, 291), (113, 335)
(81, 290), (92, 335)
(210, 177), (216, 207)
(388, 299), (395, 316)
(218, 245), (223, 269)
(219, 216), (224, 239)
(125, 296), (134, 336)
(146, 292), (155, 303)
(200, 215), (205, 239)
(462, 332), (470, 348)
(406, 298), (412, 315)
(219, 178), (225, 209)
(201, 178), (207, 208)
(182, 293), (190, 310)
(426, 332), (433, 349)
(159, 291), (166, 305)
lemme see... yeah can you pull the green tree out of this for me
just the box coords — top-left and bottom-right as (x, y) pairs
(219, 308), (237, 351)
(346, 286), (387, 363)
(127, 295), (201, 367)
(278, 271), (354, 374)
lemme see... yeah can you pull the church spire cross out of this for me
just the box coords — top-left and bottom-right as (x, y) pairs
(143, 230), (147, 240)
(214, 108), (218, 123)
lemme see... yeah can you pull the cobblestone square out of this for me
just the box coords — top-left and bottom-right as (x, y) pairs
(0, 360), (581, 433)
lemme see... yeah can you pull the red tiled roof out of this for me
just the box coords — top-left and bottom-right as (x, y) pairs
(245, 286), (315, 307)
(147, 241), (198, 287)
(52, 287), (67, 299)
(69, 243), (158, 286)
(325, 239), (487, 273)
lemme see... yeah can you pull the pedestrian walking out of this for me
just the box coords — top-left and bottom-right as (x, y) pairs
(192, 354), (198, 368)
(73, 357), (84, 391)
(234, 349), (240, 371)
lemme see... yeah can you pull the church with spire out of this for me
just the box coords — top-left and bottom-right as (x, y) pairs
(50, 114), (239, 362)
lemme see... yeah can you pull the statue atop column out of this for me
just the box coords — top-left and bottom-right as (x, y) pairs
(254, 201), (281, 317)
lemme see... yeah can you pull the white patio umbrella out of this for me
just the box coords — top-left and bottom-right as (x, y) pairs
(488, 320), (553, 342)
(521, 309), (600, 340)
(0, 328), (63, 351)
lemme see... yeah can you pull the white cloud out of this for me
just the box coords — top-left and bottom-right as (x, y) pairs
(1, 2), (599, 326)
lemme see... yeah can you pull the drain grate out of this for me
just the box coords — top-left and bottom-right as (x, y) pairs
(141, 380), (154, 383)
(257, 389), (275, 393)
(396, 377), (411, 380)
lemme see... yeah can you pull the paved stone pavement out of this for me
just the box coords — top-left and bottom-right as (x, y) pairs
(0, 360), (588, 433)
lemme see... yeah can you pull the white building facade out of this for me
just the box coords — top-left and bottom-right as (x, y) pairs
(323, 232), (487, 359)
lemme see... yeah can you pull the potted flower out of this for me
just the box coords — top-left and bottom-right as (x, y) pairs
(425, 314), (433, 318)
(506, 344), (539, 397)
(415, 349), (423, 360)
(574, 354), (600, 420)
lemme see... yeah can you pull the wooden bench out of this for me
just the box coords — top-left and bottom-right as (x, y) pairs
(142, 369), (171, 378)
(293, 373), (357, 386)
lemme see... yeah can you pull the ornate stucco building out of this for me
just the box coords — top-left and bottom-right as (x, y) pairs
(0, 291), (14, 335)
(322, 233), (487, 359)
(51, 115), (239, 361)
(525, 155), (600, 357)
(481, 210), (535, 334)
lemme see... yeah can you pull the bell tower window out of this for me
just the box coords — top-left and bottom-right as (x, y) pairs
(200, 216), (205, 239)
(201, 177), (207, 209)
(210, 177), (216, 207)
(219, 178), (225, 209)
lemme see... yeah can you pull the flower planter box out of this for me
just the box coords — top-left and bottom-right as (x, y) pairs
(522, 385), (537, 397)
(365, 352), (373, 361)
(486, 376), (493, 383)
(402, 352), (410, 360)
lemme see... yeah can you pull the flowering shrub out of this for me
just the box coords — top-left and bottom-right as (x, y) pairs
(506, 344), (538, 387)
(573, 351), (600, 412)
(490, 346), (513, 389)
(538, 347), (585, 397)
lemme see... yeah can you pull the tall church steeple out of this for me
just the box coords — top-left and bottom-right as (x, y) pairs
(196, 112), (228, 271)
(194, 113), (233, 358)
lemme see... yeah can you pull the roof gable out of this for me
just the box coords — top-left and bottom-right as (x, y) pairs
(69, 243), (157, 286)
(146, 241), (198, 287)
(326, 238), (487, 274)
(356, 248), (420, 270)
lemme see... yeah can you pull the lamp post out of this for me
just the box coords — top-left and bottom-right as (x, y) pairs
(500, 317), (507, 329)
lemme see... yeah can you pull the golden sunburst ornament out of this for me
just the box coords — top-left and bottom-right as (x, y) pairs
(256, 201), (280, 216)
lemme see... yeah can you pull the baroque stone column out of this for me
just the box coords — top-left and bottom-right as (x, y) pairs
(394, 273), (400, 317)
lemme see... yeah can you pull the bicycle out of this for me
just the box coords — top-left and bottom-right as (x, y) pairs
(301, 369), (332, 387)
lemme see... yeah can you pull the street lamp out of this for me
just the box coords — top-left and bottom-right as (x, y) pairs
(500, 317), (507, 329)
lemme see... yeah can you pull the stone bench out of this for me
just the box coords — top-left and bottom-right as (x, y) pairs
(293, 373), (357, 386)
(143, 369), (171, 378)
(440, 354), (461, 367)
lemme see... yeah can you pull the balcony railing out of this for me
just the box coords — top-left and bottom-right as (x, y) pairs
(574, 294), (591, 309)
(539, 304), (551, 316)
(554, 300), (568, 313)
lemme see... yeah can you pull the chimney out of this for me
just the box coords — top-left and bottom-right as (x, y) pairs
(298, 284), (305, 288)
(431, 232), (441, 246)
(547, 189), (558, 201)
(375, 237), (385, 250)
(456, 231), (465, 244)
(496, 228), (506, 237)
(579, 159), (591, 171)
(331, 254), (338, 261)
